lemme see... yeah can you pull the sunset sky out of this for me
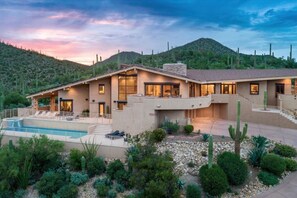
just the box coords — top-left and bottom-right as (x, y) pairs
(1, 0), (297, 65)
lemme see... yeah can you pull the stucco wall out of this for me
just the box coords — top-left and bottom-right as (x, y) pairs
(267, 79), (292, 106)
(278, 94), (297, 110)
(237, 81), (267, 104)
(58, 84), (89, 115)
(89, 77), (111, 117)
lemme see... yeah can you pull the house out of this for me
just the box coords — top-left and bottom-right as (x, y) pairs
(27, 63), (297, 135)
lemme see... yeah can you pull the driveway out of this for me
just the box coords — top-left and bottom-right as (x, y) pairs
(193, 118), (297, 147)
(192, 118), (297, 198)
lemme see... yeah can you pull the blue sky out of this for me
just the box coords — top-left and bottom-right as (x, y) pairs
(1, 0), (297, 65)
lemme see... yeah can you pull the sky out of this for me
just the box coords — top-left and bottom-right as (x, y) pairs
(1, 0), (297, 65)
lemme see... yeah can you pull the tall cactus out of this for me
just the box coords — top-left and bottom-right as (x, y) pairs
(208, 135), (213, 168)
(228, 100), (248, 156)
(81, 156), (86, 173)
(264, 91), (268, 111)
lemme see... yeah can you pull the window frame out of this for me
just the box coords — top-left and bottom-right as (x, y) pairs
(144, 82), (180, 97)
(98, 84), (105, 94)
(60, 99), (73, 112)
(200, 84), (215, 96)
(250, 83), (259, 95)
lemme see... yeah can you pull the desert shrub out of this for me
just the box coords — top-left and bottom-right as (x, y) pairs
(248, 147), (267, 167)
(150, 128), (166, 143)
(161, 120), (179, 134)
(70, 172), (88, 186)
(130, 144), (180, 198)
(184, 125), (194, 135)
(56, 184), (78, 198)
(199, 164), (228, 197)
(186, 183), (201, 198)
(202, 134), (209, 142)
(17, 135), (64, 179)
(96, 182), (109, 197)
(115, 183), (125, 193)
(69, 149), (83, 170)
(187, 161), (195, 168)
(0, 146), (20, 192)
(273, 144), (297, 158)
(284, 158), (297, 171)
(251, 135), (270, 149)
(258, 171), (279, 186)
(81, 138), (100, 161)
(217, 152), (248, 185)
(36, 171), (67, 197)
(107, 160), (125, 179)
(260, 154), (286, 176)
(107, 189), (117, 198)
(14, 189), (27, 198)
(0, 191), (13, 198)
(93, 177), (113, 188)
(87, 157), (106, 177)
(114, 169), (131, 187)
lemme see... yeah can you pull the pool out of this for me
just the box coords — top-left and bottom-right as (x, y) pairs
(4, 126), (87, 138)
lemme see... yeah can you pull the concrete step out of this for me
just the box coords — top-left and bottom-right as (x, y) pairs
(92, 124), (112, 134)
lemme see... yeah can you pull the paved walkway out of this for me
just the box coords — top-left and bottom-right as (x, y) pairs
(193, 118), (297, 198)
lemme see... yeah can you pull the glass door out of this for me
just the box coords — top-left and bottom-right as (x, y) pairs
(99, 103), (105, 117)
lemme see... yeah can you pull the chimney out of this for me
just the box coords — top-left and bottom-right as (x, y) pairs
(163, 62), (187, 76)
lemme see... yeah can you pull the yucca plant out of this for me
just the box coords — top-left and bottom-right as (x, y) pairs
(229, 100), (248, 156)
(80, 138), (100, 161)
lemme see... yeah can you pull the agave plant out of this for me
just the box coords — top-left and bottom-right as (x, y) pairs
(251, 135), (270, 149)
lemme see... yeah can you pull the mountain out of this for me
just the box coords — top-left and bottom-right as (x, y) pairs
(92, 38), (296, 70)
(0, 42), (91, 95)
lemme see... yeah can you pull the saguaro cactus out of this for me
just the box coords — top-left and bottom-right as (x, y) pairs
(208, 135), (213, 168)
(228, 100), (248, 156)
(81, 156), (86, 173)
(264, 91), (268, 111)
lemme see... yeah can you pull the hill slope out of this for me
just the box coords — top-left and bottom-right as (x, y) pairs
(92, 38), (296, 70)
(0, 42), (90, 95)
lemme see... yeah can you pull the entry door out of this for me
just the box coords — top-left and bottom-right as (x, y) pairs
(99, 103), (105, 117)
(275, 83), (285, 97)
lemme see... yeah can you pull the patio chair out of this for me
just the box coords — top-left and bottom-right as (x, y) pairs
(106, 131), (125, 140)
(31, 110), (41, 117)
(105, 130), (120, 138)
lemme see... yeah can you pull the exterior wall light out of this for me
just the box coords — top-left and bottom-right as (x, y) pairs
(157, 105), (161, 108)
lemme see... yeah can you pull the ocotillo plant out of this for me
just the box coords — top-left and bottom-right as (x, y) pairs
(208, 135), (213, 168)
(228, 100), (248, 156)
(264, 91), (268, 110)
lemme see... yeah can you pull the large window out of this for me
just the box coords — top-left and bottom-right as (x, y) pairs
(118, 73), (137, 101)
(99, 84), (105, 94)
(221, 83), (236, 94)
(250, 83), (259, 95)
(60, 99), (73, 112)
(145, 83), (180, 97)
(200, 84), (215, 96)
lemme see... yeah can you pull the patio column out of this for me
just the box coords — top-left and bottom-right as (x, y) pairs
(50, 95), (56, 111)
(32, 98), (38, 110)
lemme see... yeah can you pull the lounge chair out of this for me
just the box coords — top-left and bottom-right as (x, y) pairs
(31, 110), (41, 117)
(105, 130), (120, 138)
(38, 111), (47, 117)
(105, 131), (125, 140)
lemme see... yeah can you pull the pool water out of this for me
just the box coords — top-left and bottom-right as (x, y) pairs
(4, 126), (87, 138)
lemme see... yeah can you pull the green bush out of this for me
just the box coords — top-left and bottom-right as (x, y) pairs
(202, 134), (209, 142)
(217, 152), (248, 185)
(150, 128), (166, 143)
(258, 171), (279, 186)
(93, 177), (113, 188)
(17, 135), (64, 179)
(199, 164), (228, 197)
(69, 149), (83, 170)
(186, 183), (201, 198)
(184, 125), (194, 135)
(56, 184), (78, 198)
(70, 172), (88, 186)
(248, 147), (266, 167)
(107, 189), (117, 198)
(3, 92), (30, 109)
(114, 169), (131, 187)
(260, 154), (286, 176)
(107, 160), (125, 179)
(284, 158), (297, 171)
(36, 171), (67, 197)
(96, 183), (109, 197)
(115, 183), (125, 193)
(87, 157), (106, 177)
(273, 144), (297, 158)
(251, 135), (270, 149)
(161, 120), (179, 134)
(14, 189), (27, 198)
